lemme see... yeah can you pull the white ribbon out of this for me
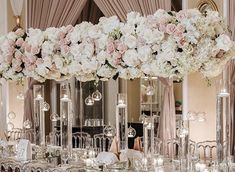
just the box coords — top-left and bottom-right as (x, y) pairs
(10, 0), (24, 16)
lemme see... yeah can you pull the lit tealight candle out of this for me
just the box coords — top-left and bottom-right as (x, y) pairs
(195, 162), (206, 172)
(118, 99), (126, 107)
(35, 94), (43, 100)
(153, 157), (164, 167)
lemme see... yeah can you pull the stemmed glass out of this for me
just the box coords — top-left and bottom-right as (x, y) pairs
(61, 149), (69, 166)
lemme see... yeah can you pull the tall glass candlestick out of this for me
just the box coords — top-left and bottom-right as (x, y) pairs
(116, 93), (128, 150)
(33, 85), (45, 145)
(216, 70), (230, 164)
(60, 82), (73, 157)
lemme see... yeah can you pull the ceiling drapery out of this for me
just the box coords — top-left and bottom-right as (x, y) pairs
(94, 0), (171, 21)
(27, 0), (87, 29)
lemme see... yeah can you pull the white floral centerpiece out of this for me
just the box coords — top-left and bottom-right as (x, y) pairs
(0, 9), (234, 82)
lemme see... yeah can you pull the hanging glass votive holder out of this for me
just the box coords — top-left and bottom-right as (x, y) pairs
(33, 85), (45, 145)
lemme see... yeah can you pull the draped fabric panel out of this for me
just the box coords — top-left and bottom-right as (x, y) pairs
(27, 0), (87, 30)
(93, 0), (175, 155)
(77, 0), (104, 24)
(94, 0), (171, 22)
(230, 60), (235, 156)
(228, 0), (235, 156)
(24, 0), (87, 127)
(158, 78), (176, 154)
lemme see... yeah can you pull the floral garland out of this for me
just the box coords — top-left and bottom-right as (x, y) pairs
(0, 9), (234, 82)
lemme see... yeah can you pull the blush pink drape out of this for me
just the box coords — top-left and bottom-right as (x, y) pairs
(230, 60), (235, 156)
(24, 0), (87, 126)
(228, 0), (235, 156)
(93, 0), (175, 154)
(27, 0), (87, 30)
(94, 0), (171, 21)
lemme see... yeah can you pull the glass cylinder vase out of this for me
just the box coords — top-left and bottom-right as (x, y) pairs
(33, 85), (45, 145)
(116, 93), (128, 150)
(216, 70), (230, 164)
(60, 82), (73, 157)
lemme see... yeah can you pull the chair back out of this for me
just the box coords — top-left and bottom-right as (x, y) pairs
(94, 133), (113, 153)
(72, 132), (91, 149)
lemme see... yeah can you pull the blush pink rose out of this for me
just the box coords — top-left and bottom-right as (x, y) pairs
(178, 38), (186, 47)
(174, 31), (183, 38)
(176, 24), (185, 33)
(15, 66), (22, 72)
(29, 56), (37, 63)
(159, 24), (166, 32)
(6, 55), (13, 63)
(15, 51), (22, 60)
(36, 58), (43, 65)
(16, 38), (24, 47)
(58, 31), (66, 40)
(176, 11), (187, 21)
(117, 43), (127, 54)
(66, 25), (73, 33)
(61, 45), (70, 54)
(25, 44), (32, 52)
(31, 47), (40, 55)
(8, 47), (14, 55)
(113, 51), (122, 60)
(15, 29), (24, 37)
(27, 64), (36, 71)
(107, 42), (115, 54)
(114, 58), (121, 65)
(166, 24), (176, 34)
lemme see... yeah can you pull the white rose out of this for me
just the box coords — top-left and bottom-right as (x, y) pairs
(123, 35), (137, 48)
(70, 44), (81, 57)
(7, 32), (17, 41)
(97, 65), (114, 78)
(41, 41), (55, 56)
(81, 59), (98, 73)
(120, 24), (135, 35)
(54, 55), (64, 69)
(97, 51), (110, 64)
(123, 49), (140, 67)
(216, 34), (233, 51)
(68, 61), (82, 74)
(88, 25), (102, 39)
(138, 46), (152, 62)
(44, 27), (59, 42)
(99, 16), (121, 34)
(27, 28), (44, 47)
(95, 35), (108, 50)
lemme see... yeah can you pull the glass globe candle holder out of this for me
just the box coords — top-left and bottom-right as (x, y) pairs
(33, 85), (45, 145)
(116, 93), (128, 150)
(128, 125), (136, 138)
(92, 90), (102, 101)
(60, 82), (73, 158)
(85, 95), (94, 106)
(103, 123), (116, 137)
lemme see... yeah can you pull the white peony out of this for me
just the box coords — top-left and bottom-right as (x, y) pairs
(97, 50), (110, 64)
(216, 34), (233, 51)
(97, 65), (114, 78)
(44, 27), (60, 42)
(7, 32), (17, 41)
(99, 16), (121, 34)
(26, 28), (44, 47)
(123, 35), (137, 49)
(138, 45), (152, 62)
(122, 49), (140, 67)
